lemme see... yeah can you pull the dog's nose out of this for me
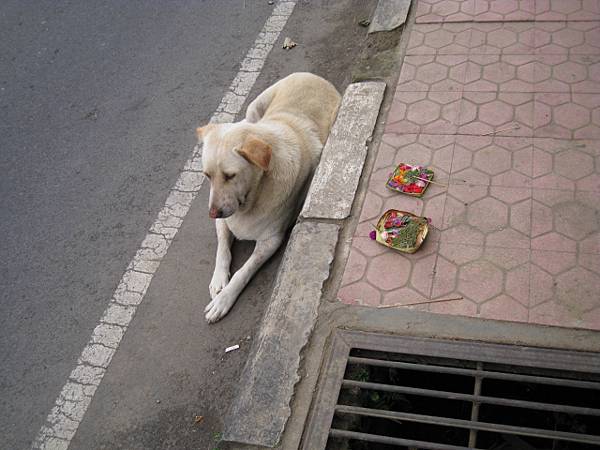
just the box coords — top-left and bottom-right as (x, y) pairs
(209, 207), (222, 219)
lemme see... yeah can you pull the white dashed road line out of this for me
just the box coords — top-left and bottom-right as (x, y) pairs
(31, 2), (296, 449)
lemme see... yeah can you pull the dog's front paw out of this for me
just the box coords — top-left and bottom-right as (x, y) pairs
(204, 290), (237, 323)
(209, 269), (230, 299)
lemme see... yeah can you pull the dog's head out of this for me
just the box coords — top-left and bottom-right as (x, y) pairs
(198, 123), (272, 219)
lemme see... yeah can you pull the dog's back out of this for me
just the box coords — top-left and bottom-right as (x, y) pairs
(247, 72), (341, 144)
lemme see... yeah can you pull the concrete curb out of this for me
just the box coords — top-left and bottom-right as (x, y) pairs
(301, 81), (386, 221)
(368, 0), (411, 34)
(222, 80), (385, 448)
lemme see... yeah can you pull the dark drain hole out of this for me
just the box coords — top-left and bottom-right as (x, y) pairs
(327, 349), (600, 450)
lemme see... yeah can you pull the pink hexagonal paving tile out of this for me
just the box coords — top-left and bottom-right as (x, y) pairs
(490, 187), (532, 205)
(480, 294), (529, 322)
(461, 54), (540, 92)
(529, 301), (582, 328)
(367, 252), (412, 291)
(582, 307), (600, 330)
(534, 93), (600, 139)
(532, 232), (577, 252)
(531, 249), (577, 275)
(458, 260), (504, 302)
(382, 288), (429, 307)
(534, 22), (600, 55)
(352, 236), (388, 258)
(535, 0), (600, 22)
(431, 255), (458, 297)
(440, 223), (486, 248)
(485, 246), (530, 270)
(486, 228), (530, 249)
(556, 267), (600, 312)
(338, 282), (381, 306)
(472, 145), (512, 175)
(422, 192), (448, 227)
(577, 174), (600, 192)
(505, 263), (531, 305)
(530, 263), (555, 307)
(386, 91), (462, 135)
(358, 192), (384, 222)
(410, 253), (438, 297)
(531, 200), (553, 237)
(429, 296), (478, 316)
(438, 242), (484, 265)
(397, 55), (468, 92)
(471, 23), (537, 54)
(415, 0), (473, 24)
(340, 249), (368, 287)
(579, 232), (600, 255)
(441, 195), (467, 230)
(553, 201), (600, 241)
(510, 198), (533, 236)
(407, 23), (473, 55)
(416, 0), (537, 24)
(467, 197), (509, 233)
(579, 253), (600, 275)
(459, 92), (534, 136)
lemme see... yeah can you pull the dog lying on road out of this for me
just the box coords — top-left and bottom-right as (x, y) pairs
(197, 72), (341, 323)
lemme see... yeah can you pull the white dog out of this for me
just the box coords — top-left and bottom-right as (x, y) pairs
(197, 73), (341, 323)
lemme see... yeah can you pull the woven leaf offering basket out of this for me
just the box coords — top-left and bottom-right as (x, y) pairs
(374, 209), (430, 254)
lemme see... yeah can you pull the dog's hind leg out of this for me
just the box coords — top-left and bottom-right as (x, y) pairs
(205, 232), (284, 323)
(209, 219), (234, 299)
(245, 84), (277, 123)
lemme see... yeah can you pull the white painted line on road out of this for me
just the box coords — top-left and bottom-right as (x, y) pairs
(31, 2), (296, 449)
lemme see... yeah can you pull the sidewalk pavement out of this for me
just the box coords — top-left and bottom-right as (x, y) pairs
(338, 0), (600, 330)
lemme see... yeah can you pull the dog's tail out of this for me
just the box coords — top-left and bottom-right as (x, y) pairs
(245, 84), (277, 123)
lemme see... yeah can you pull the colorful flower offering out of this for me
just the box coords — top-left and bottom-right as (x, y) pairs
(370, 209), (430, 254)
(386, 163), (434, 197)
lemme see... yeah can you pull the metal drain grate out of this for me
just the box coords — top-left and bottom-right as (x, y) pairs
(302, 331), (600, 450)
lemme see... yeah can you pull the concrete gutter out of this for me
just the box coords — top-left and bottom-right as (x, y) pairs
(222, 80), (386, 448)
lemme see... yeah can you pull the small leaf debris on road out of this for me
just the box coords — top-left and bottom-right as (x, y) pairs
(358, 18), (371, 27)
(194, 415), (204, 424)
(282, 37), (296, 49)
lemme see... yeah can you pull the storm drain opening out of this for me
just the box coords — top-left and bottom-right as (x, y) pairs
(302, 332), (600, 450)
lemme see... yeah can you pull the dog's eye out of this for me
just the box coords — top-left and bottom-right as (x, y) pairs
(202, 171), (211, 180)
(224, 173), (236, 181)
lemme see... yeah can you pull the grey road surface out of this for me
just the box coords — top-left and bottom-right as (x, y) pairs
(0, 0), (375, 448)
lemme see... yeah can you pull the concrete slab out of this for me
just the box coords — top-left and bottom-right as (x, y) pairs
(223, 221), (339, 447)
(301, 81), (386, 221)
(368, 0), (411, 33)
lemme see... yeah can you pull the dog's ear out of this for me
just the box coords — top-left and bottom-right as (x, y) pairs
(196, 124), (216, 142)
(237, 135), (272, 171)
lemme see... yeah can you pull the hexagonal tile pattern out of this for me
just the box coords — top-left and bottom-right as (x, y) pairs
(480, 295), (529, 322)
(386, 91), (462, 135)
(535, 93), (600, 139)
(397, 55), (469, 92)
(468, 198), (509, 233)
(408, 22), (600, 57)
(415, 0), (600, 23)
(459, 92), (534, 136)
(338, 1), (600, 331)
(416, 0), (536, 23)
(406, 23), (539, 55)
(458, 260), (504, 302)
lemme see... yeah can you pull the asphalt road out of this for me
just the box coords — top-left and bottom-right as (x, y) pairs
(0, 1), (375, 448)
